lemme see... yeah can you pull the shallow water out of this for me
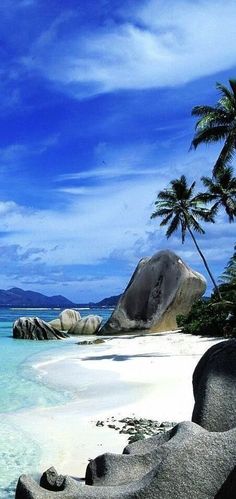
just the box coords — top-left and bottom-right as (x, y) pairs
(0, 307), (112, 498)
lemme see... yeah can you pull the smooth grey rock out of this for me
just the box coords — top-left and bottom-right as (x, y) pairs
(15, 422), (236, 498)
(68, 315), (102, 335)
(13, 317), (68, 340)
(49, 309), (81, 331)
(99, 250), (206, 334)
(192, 339), (236, 431)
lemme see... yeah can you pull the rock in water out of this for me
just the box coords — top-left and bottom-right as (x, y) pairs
(15, 422), (236, 498)
(13, 317), (69, 340)
(99, 250), (206, 334)
(68, 315), (102, 335)
(192, 339), (236, 431)
(49, 309), (81, 331)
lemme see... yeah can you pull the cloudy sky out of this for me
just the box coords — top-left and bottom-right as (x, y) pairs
(0, 0), (235, 302)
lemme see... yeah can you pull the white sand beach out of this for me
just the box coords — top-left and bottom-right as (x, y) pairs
(9, 331), (223, 479)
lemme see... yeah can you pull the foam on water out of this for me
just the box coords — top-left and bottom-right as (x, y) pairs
(0, 307), (111, 497)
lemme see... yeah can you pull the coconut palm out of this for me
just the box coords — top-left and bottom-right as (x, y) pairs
(151, 175), (222, 299)
(199, 166), (236, 222)
(191, 79), (236, 176)
(221, 244), (236, 284)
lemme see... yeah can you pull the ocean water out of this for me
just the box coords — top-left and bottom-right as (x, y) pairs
(0, 307), (112, 498)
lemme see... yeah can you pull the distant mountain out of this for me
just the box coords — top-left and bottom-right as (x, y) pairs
(92, 294), (121, 307)
(0, 287), (122, 308)
(0, 287), (76, 307)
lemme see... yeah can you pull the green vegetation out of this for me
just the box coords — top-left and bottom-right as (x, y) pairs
(220, 244), (236, 284)
(177, 247), (236, 337)
(199, 166), (236, 222)
(191, 79), (236, 176)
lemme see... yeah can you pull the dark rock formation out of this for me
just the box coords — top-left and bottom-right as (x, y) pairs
(13, 317), (69, 340)
(192, 339), (236, 431)
(99, 250), (206, 334)
(40, 467), (65, 491)
(15, 422), (236, 498)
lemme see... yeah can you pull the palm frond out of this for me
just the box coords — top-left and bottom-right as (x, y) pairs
(156, 190), (176, 202)
(191, 125), (228, 149)
(216, 82), (236, 108)
(166, 214), (180, 239)
(181, 217), (187, 243)
(191, 207), (215, 223)
(160, 213), (173, 226)
(209, 203), (220, 218)
(225, 198), (236, 223)
(201, 176), (215, 189)
(151, 207), (172, 218)
(229, 79), (236, 101)
(213, 135), (235, 175)
(188, 216), (205, 234)
(195, 192), (213, 204)
(191, 105), (224, 117)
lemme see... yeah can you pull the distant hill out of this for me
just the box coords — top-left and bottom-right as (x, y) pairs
(0, 287), (76, 307)
(0, 287), (121, 308)
(89, 294), (121, 307)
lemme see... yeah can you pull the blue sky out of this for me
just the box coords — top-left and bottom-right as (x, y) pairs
(0, 0), (235, 301)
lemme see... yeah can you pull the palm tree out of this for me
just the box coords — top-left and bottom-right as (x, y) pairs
(199, 166), (236, 222)
(151, 175), (222, 299)
(191, 79), (236, 176)
(221, 244), (236, 284)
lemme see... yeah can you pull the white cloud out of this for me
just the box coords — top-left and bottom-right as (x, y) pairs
(0, 141), (234, 299)
(0, 135), (59, 169)
(23, 0), (236, 97)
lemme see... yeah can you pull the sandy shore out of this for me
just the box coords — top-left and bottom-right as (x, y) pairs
(9, 331), (223, 479)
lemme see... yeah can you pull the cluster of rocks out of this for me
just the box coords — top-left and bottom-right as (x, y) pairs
(15, 339), (236, 498)
(77, 339), (105, 346)
(95, 417), (176, 444)
(13, 250), (206, 340)
(13, 309), (103, 340)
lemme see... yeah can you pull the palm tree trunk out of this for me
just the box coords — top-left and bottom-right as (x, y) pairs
(187, 226), (222, 300)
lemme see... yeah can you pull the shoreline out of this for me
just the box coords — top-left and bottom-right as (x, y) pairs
(8, 331), (223, 479)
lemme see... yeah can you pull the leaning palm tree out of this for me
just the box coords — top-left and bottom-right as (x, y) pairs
(151, 175), (222, 299)
(199, 166), (236, 222)
(191, 79), (236, 176)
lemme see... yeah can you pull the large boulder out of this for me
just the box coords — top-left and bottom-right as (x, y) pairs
(99, 250), (206, 334)
(13, 317), (69, 340)
(68, 315), (102, 335)
(192, 339), (236, 431)
(15, 422), (236, 498)
(49, 309), (81, 331)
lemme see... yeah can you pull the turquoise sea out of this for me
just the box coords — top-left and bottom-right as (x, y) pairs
(0, 307), (112, 498)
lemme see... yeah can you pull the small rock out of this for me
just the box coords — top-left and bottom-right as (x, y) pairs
(40, 467), (65, 492)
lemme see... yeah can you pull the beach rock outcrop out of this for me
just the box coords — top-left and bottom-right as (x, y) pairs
(40, 467), (65, 492)
(68, 315), (102, 335)
(192, 339), (236, 432)
(99, 250), (206, 334)
(15, 421), (236, 498)
(13, 317), (69, 340)
(49, 309), (81, 331)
